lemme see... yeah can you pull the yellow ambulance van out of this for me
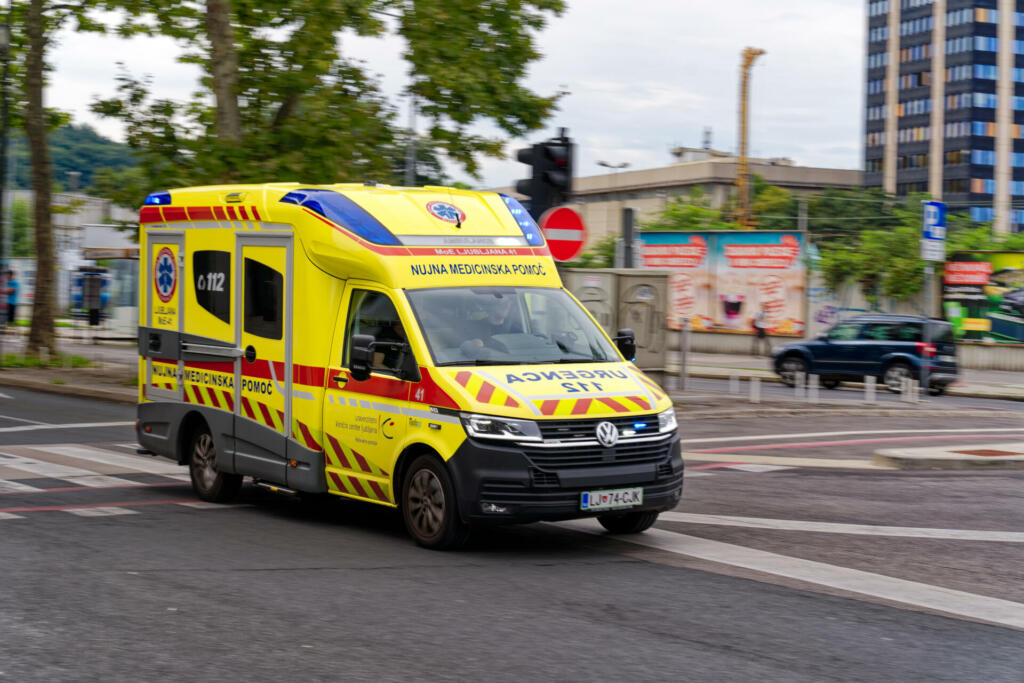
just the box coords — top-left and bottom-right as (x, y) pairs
(136, 183), (682, 548)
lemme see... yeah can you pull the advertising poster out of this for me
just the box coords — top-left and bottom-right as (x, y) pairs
(639, 231), (806, 336)
(943, 251), (1024, 342)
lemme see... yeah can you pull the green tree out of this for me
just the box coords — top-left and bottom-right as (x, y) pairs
(91, 0), (565, 190)
(751, 182), (796, 231)
(640, 187), (739, 231)
(563, 235), (616, 268)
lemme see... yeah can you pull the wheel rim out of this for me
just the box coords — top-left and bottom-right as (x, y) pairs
(407, 469), (445, 539)
(191, 433), (217, 490)
(780, 358), (804, 384)
(885, 366), (909, 391)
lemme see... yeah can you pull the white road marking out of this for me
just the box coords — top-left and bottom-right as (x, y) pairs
(64, 507), (138, 517)
(678, 428), (1024, 445)
(659, 512), (1024, 543)
(560, 520), (1024, 630)
(722, 464), (795, 473)
(0, 453), (136, 487)
(0, 421), (134, 434)
(682, 471), (714, 478)
(41, 445), (184, 476)
(0, 511), (24, 519)
(0, 479), (43, 493)
(0, 413), (47, 425)
(0, 391), (12, 399)
(177, 501), (246, 510)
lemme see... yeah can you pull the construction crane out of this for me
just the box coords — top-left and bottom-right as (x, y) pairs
(736, 47), (765, 229)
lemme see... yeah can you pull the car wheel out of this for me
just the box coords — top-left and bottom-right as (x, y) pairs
(402, 455), (470, 550)
(778, 356), (807, 387)
(928, 385), (946, 396)
(883, 362), (913, 393)
(821, 378), (841, 389)
(188, 426), (242, 503)
(598, 510), (660, 534)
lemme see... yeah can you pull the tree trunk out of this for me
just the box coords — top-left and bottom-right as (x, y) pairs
(24, 0), (55, 356)
(206, 0), (242, 150)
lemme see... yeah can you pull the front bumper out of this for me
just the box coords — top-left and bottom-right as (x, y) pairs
(445, 432), (683, 524)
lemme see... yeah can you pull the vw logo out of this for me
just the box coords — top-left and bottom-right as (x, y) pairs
(595, 421), (619, 448)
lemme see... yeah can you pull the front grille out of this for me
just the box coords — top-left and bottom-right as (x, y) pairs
(537, 414), (659, 441)
(479, 473), (683, 507)
(530, 468), (560, 488)
(523, 434), (674, 469)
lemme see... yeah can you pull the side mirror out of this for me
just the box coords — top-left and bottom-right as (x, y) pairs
(614, 328), (637, 361)
(350, 333), (374, 382)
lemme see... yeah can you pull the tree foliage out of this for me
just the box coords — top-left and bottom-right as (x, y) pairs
(91, 0), (565, 192)
(563, 235), (616, 269)
(640, 187), (739, 231)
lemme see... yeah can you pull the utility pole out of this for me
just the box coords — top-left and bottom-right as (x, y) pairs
(404, 95), (417, 187)
(736, 47), (765, 230)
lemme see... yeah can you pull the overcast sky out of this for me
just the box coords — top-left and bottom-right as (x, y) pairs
(47, 0), (864, 189)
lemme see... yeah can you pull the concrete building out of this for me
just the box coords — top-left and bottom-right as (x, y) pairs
(501, 147), (862, 250)
(864, 0), (1024, 232)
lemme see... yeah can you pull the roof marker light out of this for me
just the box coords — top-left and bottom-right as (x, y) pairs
(144, 191), (171, 206)
(278, 189), (400, 245)
(499, 193), (545, 246)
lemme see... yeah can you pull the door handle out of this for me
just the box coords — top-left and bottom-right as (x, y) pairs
(331, 374), (348, 384)
(244, 345), (257, 363)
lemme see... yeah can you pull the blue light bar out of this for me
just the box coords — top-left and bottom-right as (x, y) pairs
(279, 189), (400, 245)
(633, 422), (648, 430)
(144, 191), (171, 206)
(499, 194), (545, 246)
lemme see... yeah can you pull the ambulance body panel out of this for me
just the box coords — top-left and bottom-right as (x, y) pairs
(137, 183), (682, 547)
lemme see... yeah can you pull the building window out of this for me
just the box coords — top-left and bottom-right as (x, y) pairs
(866, 131), (887, 146)
(865, 159), (883, 173)
(901, 0), (932, 8)
(972, 150), (996, 165)
(975, 8), (999, 23)
(901, 44), (932, 62)
(1015, 40), (1024, 55)
(947, 8), (973, 26)
(898, 126), (930, 143)
(898, 98), (931, 116)
(944, 178), (969, 193)
(971, 178), (996, 194)
(869, 26), (889, 43)
(973, 121), (996, 136)
(945, 121), (970, 138)
(975, 36), (998, 52)
(971, 207), (994, 222)
(898, 153), (929, 169)
(973, 93), (998, 108)
(897, 182), (928, 195)
(1016, 11), (1024, 26)
(946, 92), (973, 110)
(945, 149), (969, 165)
(869, 0), (889, 17)
(900, 16), (933, 36)
(867, 78), (886, 95)
(867, 105), (888, 121)
(868, 52), (888, 69)
(975, 64), (998, 80)
(946, 36), (973, 54)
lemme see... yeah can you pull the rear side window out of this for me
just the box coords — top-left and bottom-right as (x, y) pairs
(193, 250), (231, 323)
(860, 322), (899, 340)
(929, 322), (954, 344)
(827, 322), (860, 340)
(893, 323), (923, 342)
(243, 258), (283, 339)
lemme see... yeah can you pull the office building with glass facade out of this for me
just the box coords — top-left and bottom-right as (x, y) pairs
(865, 0), (1024, 231)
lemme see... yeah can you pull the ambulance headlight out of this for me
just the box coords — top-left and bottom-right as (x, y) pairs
(460, 413), (542, 442)
(657, 409), (678, 434)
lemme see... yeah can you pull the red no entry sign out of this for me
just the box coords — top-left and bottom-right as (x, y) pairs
(539, 207), (587, 261)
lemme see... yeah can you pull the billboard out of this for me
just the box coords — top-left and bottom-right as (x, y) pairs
(943, 251), (1024, 343)
(639, 231), (806, 336)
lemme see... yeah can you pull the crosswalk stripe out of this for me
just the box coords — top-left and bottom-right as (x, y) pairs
(40, 445), (185, 476)
(0, 479), (43, 493)
(65, 507), (138, 517)
(0, 452), (137, 486)
(0, 512), (23, 520)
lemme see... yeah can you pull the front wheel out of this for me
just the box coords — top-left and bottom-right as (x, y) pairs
(188, 427), (242, 503)
(598, 510), (660, 534)
(402, 455), (470, 550)
(778, 356), (807, 387)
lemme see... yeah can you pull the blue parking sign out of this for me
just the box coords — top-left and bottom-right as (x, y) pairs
(921, 201), (946, 261)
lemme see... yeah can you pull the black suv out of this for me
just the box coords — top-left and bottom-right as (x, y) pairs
(771, 315), (958, 395)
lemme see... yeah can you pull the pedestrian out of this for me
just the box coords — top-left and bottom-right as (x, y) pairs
(3, 269), (17, 328)
(752, 305), (770, 356)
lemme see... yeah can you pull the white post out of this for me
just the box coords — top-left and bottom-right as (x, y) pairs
(910, 379), (920, 404)
(795, 371), (806, 400)
(729, 372), (740, 394)
(749, 376), (761, 404)
(865, 376), (876, 404)
(808, 373), (820, 404)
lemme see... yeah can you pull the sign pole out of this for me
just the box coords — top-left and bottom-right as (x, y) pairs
(920, 200), (946, 399)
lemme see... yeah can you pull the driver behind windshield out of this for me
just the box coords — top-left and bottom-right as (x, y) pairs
(465, 295), (518, 348)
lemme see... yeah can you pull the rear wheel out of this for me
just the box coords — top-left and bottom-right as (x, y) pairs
(598, 510), (660, 534)
(188, 427), (242, 502)
(928, 384), (946, 396)
(778, 356), (807, 387)
(883, 362), (913, 393)
(402, 455), (470, 550)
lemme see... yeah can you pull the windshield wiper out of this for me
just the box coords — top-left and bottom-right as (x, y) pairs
(547, 356), (610, 364)
(436, 359), (527, 366)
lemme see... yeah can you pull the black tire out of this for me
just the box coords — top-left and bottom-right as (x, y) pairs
(401, 454), (470, 550)
(778, 355), (807, 387)
(928, 385), (946, 396)
(598, 510), (660, 534)
(188, 425), (242, 503)
(883, 362), (913, 393)
(821, 378), (841, 390)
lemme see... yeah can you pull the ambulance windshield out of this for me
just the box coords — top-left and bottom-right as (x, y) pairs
(407, 287), (619, 366)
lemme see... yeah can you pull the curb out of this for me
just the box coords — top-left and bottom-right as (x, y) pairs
(873, 448), (1024, 470)
(0, 375), (136, 405)
(686, 369), (1024, 403)
(674, 406), (1024, 420)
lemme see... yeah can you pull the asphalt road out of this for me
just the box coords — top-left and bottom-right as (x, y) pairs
(1, 389), (1022, 681)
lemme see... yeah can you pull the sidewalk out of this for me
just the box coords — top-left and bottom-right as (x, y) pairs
(873, 442), (1024, 470)
(685, 351), (1024, 402)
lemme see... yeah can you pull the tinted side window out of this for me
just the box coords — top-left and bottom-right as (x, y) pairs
(893, 323), (923, 342)
(828, 323), (860, 341)
(243, 258), (283, 339)
(193, 250), (231, 323)
(929, 322), (954, 343)
(345, 290), (407, 375)
(860, 323), (898, 341)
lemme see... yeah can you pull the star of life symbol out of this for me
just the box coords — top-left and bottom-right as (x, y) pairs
(426, 201), (466, 225)
(155, 247), (177, 303)
(595, 421), (620, 448)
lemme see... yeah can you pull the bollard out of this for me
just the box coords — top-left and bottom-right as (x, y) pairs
(899, 377), (909, 402)
(749, 376), (761, 404)
(909, 379), (920, 404)
(729, 372), (740, 394)
(808, 373), (820, 404)
(794, 371), (806, 399)
(864, 376), (876, 404)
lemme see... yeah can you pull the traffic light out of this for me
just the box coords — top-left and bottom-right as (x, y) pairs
(515, 129), (574, 220)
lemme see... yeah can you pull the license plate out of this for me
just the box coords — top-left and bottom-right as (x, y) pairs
(581, 487), (643, 511)
(938, 355), (955, 363)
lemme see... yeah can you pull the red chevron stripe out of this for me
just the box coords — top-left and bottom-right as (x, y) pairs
(598, 397), (629, 413)
(504, 396), (519, 408)
(571, 398), (592, 415)
(298, 421), (321, 451)
(476, 381), (495, 403)
(368, 480), (388, 501)
(226, 205), (238, 220)
(206, 387), (220, 408)
(629, 396), (651, 411)
(347, 476), (368, 497)
(540, 400), (559, 415)
(352, 450), (373, 474)
(455, 371), (472, 387)
(258, 401), (273, 427)
(223, 391), (234, 411)
(325, 434), (352, 469)
(328, 471), (346, 491)
(250, 206), (261, 221)
(213, 206), (227, 220)
(238, 206), (250, 221)
(241, 397), (255, 419)
(192, 385), (206, 405)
